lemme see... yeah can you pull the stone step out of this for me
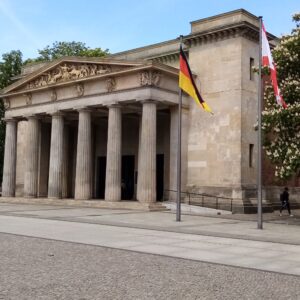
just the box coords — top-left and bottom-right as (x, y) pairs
(0, 197), (169, 211)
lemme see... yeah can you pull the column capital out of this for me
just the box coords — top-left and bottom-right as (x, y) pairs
(107, 103), (122, 109)
(24, 114), (41, 120)
(140, 99), (158, 105)
(76, 106), (93, 113)
(2, 118), (18, 124)
(50, 111), (64, 118)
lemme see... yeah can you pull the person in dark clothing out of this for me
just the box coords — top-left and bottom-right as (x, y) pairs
(280, 187), (293, 217)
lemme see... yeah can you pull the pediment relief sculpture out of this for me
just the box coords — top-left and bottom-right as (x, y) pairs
(140, 71), (161, 87)
(76, 83), (84, 97)
(106, 77), (116, 92)
(50, 89), (57, 101)
(25, 63), (114, 90)
(3, 98), (10, 109)
(23, 93), (32, 105)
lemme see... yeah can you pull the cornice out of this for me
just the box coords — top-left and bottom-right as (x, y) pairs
(138, 21), (277, 64)
(184, 21), (277, 47)
(151, 52), (180, 64)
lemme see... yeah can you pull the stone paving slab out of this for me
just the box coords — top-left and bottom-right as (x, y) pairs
(1, 202), (300, 245)
(0, 215), (300, 276)
(0, 203), (73, 212)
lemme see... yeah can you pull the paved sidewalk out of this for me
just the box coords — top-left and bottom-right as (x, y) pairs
(1, 202), (299, 245)
(0, 202), (300, 276)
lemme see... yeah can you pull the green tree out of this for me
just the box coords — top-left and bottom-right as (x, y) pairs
(0, 50), (23, 182)
(262, 13), (300, 180)
(24, 41), (109, 64)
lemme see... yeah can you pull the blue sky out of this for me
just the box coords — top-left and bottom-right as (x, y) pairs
(0, 0), (299, 60)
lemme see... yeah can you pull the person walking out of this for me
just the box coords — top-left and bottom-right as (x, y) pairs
(280, 187), (293, 217)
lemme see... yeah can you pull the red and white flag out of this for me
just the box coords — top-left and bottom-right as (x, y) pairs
(262, 23), (287, 108)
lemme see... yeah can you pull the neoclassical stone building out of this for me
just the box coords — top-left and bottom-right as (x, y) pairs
(1, 9), (297, 211)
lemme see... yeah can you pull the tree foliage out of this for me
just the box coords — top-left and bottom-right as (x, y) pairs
(262, 13), (300, 180)
(0, 50), (23, 182)
(0, 50), (23, 88)
(24, 41), (109, 64)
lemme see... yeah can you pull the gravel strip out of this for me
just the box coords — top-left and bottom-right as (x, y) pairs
(0, 233), (300, 300)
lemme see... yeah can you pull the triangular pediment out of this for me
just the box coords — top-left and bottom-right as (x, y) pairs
(2, 57), (146, 94)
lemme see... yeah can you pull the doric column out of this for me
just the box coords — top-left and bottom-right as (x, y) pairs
(105, 105), (122, 201)
(75, 108), (92, 199)
(2, 119), (18, 197)
(48, 113), (64, 198)
(137, 101), (157, 203)
(62, 124), (69, 198)
(24, 117), (40, 197)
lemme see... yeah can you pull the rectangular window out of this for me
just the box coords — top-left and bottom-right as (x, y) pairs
(249, 144), (254, 167)
(250, 57), (254, 80)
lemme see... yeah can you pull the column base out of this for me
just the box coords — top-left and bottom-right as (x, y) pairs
(104, 189), (121, 202)
(1, 194), (15, 198)
(137, 199), (157, 204)
(105, 198), (121, 202)
(48, 196), (62, 200)
(74, 196), (92, 201)
(0, 197), (168, 211)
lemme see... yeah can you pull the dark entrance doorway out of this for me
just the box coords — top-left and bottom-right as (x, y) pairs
(156, 154), (164, 201)
(96, 156), (106, 199)
(122, 155), (135, 200)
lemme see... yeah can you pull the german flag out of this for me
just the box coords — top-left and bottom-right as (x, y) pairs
(179, 46), (212, 113)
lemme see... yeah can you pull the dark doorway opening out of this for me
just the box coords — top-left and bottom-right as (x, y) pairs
(122, 155), (135, 200)
(96, 156), (106, 199)
(156, 154), (164, 201)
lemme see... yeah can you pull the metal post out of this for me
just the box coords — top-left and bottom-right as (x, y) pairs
(176, 35), (183, 222)
(257, 16), (263, 229)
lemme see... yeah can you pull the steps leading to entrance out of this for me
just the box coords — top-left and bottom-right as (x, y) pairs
(0, 197), (168, 211)
(163, 201), (232, 215)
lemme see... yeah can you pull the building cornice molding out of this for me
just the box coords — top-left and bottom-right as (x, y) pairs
(4, 86), (189, 119)
(184, 21), (277, 47)
(151, 21), (277, 63)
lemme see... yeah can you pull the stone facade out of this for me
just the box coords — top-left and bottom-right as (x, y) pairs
(1, 9), (298, 211)
(1, 57), (188, 206)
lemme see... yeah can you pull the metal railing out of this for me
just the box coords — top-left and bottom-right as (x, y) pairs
(163, 189), (234, 212)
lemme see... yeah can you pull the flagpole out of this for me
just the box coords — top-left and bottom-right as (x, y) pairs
(257, 16), (263, 229)
(176, 35), (183, 222)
